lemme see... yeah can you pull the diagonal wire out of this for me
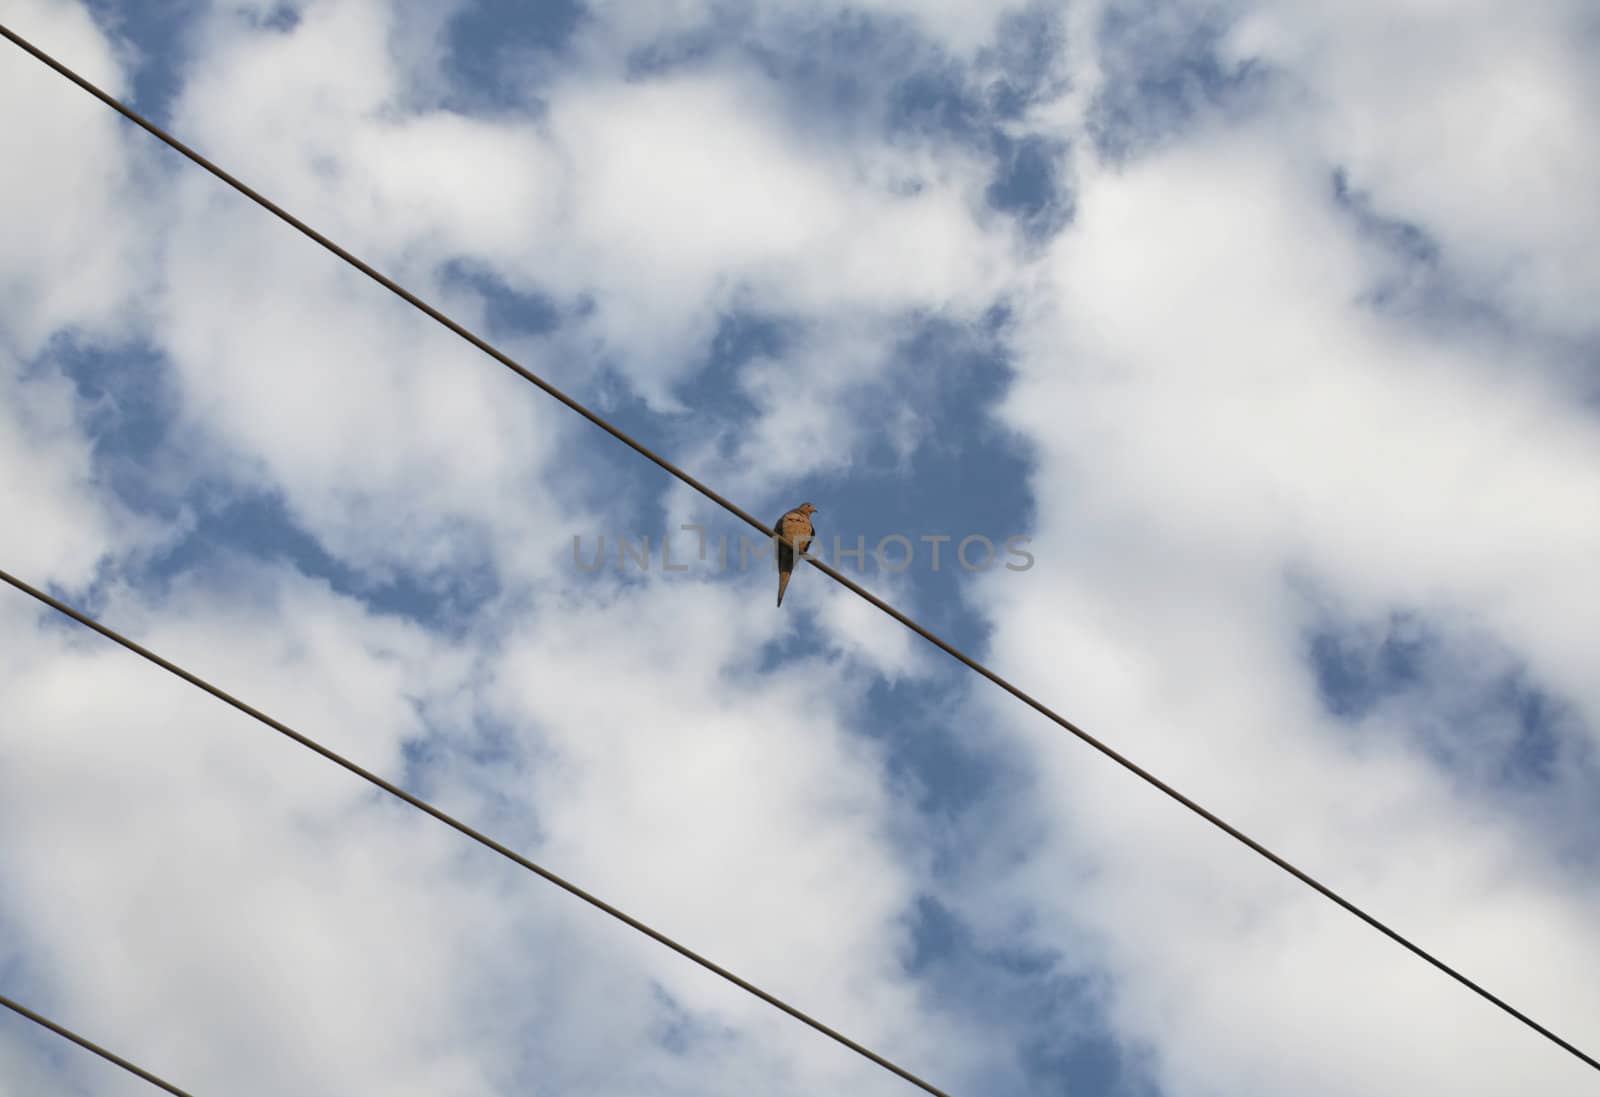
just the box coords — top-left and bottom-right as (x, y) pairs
(1, 991), (197, 1097)
(3, 20), (1596, 1076)
(0, 568), (952, 1097)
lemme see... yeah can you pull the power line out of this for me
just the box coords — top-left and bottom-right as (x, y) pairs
(0, 568), (953, 1097)
(2, 20), (1595, 1076)
(1, 990), (197, 1097)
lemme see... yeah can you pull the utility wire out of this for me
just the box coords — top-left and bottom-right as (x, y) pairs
(0, 569), (952, 1097)
(1, 990), (197, 1097)
(3, 20), (1596, 1076)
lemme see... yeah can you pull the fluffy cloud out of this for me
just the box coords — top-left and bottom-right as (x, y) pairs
(0, 356), (125, 588)
(0, 554), (956, 1096)
(1224, 0), (1600, 339)
(0, 0), (168, 591)
(0, 0), (147, 355)
(965, 1), (1600, 1092)
(160, 0), (1015, 414)
(0, 3), (998, 1094)
(5, 1), (1597, 1095)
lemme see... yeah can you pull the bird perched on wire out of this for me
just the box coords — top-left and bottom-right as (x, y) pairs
(775, 502), (817, 607)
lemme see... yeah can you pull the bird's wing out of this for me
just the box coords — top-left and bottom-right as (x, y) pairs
(776, 512), (796, 571)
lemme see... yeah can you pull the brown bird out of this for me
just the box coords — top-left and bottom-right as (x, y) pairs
(775, 502), (817, 607)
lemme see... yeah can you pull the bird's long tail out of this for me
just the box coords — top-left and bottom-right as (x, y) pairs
(777, 568), (792, 607)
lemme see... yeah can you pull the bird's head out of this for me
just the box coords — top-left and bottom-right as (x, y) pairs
(798, 502), (817, 515)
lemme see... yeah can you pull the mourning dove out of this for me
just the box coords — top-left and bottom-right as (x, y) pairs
(775, 502), (817, 607)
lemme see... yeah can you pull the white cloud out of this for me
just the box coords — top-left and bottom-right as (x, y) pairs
(1224, 0), (1600, 339)
(2, 5), (990, 1093)
(0, 356), (123, 588)
(1004, 120), (1600, 733)
(0, 2), (172, 590)
(489, 581), (929, 1041)
(0, 0), (148, 357)
(156, 0), (1016, 415)
(538, 65), (1011, 401)
(965, 3), (1600, 1091)
(1, 3), (148, 368)
(2, 14), (994, 1096)
(0, 558), (962, 1096)
(9, 0), (1598, 1094)
(155, 193), (583, 584)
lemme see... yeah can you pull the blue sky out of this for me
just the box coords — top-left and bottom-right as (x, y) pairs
(2, 1), (1599, 1095)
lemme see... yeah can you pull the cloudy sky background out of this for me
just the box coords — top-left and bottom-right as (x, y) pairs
(2, 0), (1598, 1094)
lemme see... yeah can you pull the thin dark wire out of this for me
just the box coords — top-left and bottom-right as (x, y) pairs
(1, 991), (197, 1097)
(2, 21), (1595, 1075)
(0, 569), (952, 1097)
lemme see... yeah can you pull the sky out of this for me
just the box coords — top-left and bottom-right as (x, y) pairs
(1, 0), (1598, 1094)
